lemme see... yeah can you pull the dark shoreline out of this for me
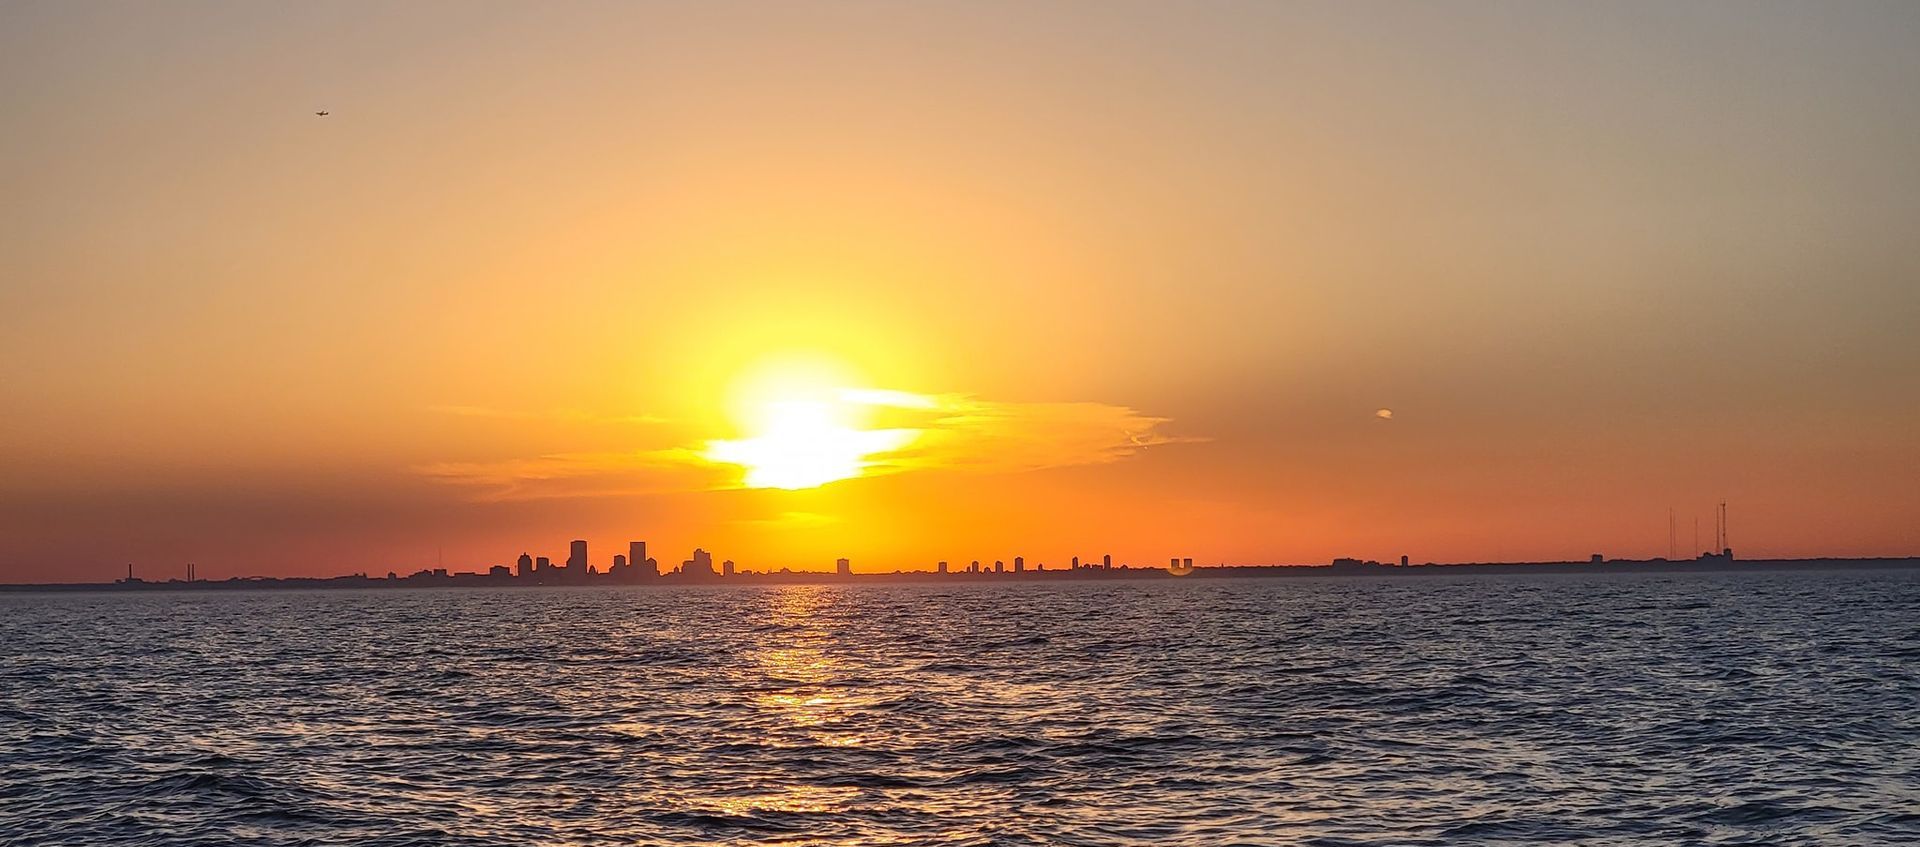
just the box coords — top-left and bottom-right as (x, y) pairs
(4, 557), (1917, 592)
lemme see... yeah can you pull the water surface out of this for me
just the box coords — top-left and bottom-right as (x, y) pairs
(3, 572), (1917, 845)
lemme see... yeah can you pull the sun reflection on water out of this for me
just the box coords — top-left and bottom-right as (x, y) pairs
(748, 587), (851, 737)
(710, 785), (861, 818)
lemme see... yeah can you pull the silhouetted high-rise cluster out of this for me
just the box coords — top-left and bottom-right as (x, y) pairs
(379, 542), (1184, 585)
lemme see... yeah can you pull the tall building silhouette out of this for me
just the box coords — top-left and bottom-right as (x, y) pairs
(535, 556), (550, 574)
(836, 557), (852, 576)
(1014, 556), (1025, 572)
(516, 553), (533, 578)
(570, 540), (592, 582)
(686, 548), (716, 577)
(722, 559), (735, 577)
(937, 560), (949, 574)
(630, 541), (651, 578)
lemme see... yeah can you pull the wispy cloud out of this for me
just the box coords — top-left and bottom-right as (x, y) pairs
(425, 405), (667, 425)
(415, 449), (720, 501)
(419, 392), (1197, 500)
(869, 395), (1201, 476)
(732, 511), (844, 530)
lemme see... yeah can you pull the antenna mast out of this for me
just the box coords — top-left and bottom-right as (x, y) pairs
(1720, 501), (1729, 553)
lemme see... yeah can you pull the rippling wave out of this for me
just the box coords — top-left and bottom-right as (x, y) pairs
(3, 571), (1917, 845)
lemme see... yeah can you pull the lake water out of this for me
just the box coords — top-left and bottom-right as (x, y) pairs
(2, 571), (1917, 845)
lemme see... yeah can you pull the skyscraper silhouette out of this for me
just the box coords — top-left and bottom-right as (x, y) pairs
(630, 541), (652, 578)
(686, 548), (716, 577)
(568, 539), (589, 582)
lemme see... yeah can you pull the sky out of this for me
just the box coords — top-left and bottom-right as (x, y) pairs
(4, 1), (1919, 582)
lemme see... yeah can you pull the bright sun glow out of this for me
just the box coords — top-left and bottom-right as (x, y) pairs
(705, 358), (924, 489)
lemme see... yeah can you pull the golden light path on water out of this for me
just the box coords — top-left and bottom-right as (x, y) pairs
(712, 587), (868, 819)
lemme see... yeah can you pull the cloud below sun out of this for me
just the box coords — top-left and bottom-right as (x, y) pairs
(417, 390), (1195, 501)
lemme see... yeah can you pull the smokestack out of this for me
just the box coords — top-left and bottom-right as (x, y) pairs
(1668, 508), (1676, 559)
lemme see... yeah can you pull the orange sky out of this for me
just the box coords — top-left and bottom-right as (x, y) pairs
(4, 2), (1919, 582)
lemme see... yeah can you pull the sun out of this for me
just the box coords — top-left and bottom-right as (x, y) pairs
(707, 399), (916, 489)
(704, 358), (923, 489)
